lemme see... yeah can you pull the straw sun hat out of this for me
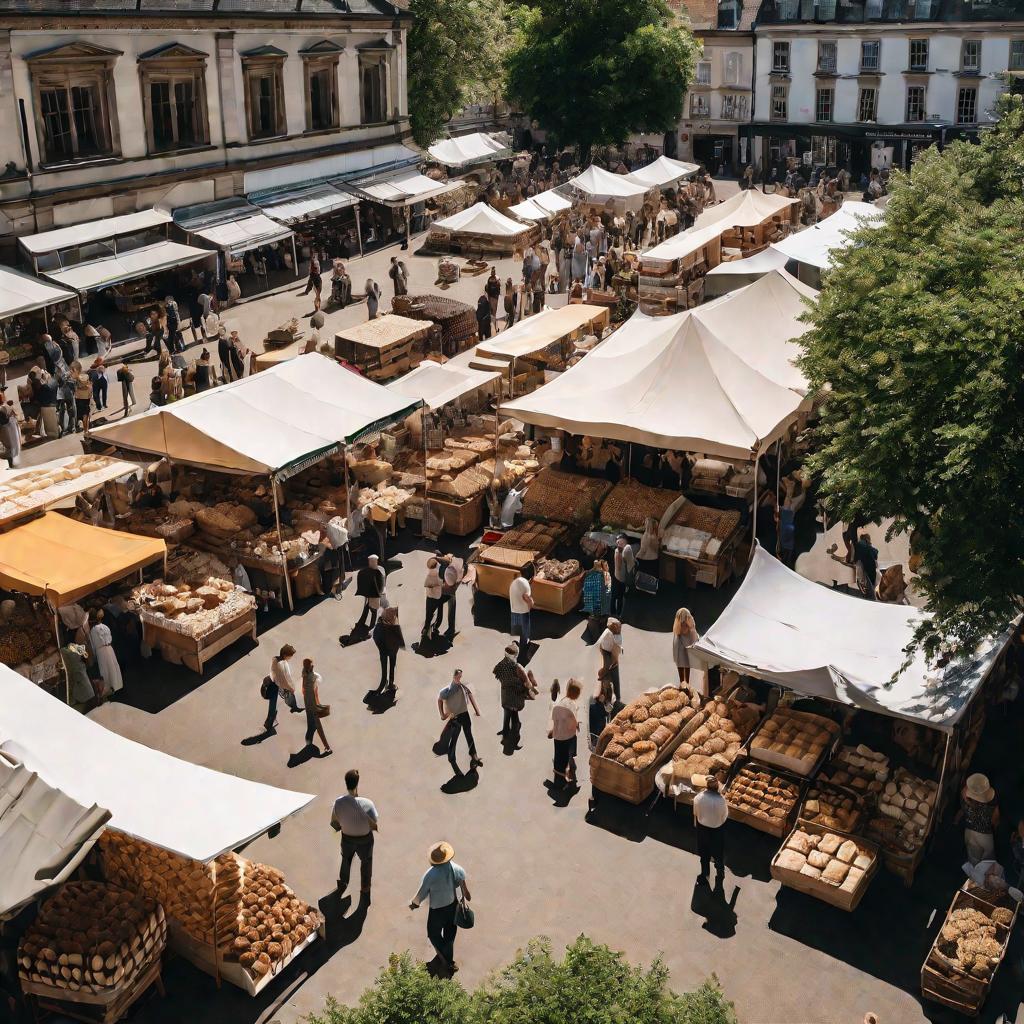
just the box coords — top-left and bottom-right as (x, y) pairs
(965, 773), (995, 803)
(429, 841), (455, 866)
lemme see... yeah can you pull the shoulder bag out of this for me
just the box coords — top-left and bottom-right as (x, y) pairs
(450, 864), (474, 929)
(260, 676), (275, 700)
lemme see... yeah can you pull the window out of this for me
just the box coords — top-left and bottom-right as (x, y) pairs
(865, 0), (883, 15)
(861, 40), (880, 71)
(360, 58), (387, 124)
(717, 0), (738, 28)
(817, 41), (837, 74)
(771, 83), (788, 121)
(1011, 40), (1024, 71)
(956, 86), (977, 124)
(139, 46), (209, 154)
(815, 87), (834, 122)
(772, 41), (791, 73)
(305, 63), (339, 131)
(858, 87), (877, 121)
(242, 52), (287, 140)
(913, 0), (934, 18)
(909, 38), (929, 72)
(28, 43), (119, 164)
(736, 95), (750, 119)
(696, 61), (712, 86)
(690, 93), (710, 117)
(724, 52), (743, 86)
(905, 84), (926, 121)
(961, 39), (981, 73)
(720, 94), (736, 119)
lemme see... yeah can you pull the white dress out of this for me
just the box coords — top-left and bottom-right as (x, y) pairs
(89, 622), (123, 693)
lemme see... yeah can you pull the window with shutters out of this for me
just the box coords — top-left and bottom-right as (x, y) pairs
(858, 87), (877, 121)
(242, 52), (287, 140)
(301, 43), (342, 133)
(360, 59), (387, 124)
(139, 45), (209, 154)
(956, 86), (977, 124)
(771, 83), (788, 120)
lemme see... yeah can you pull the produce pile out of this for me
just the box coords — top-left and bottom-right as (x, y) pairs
(0, 597), (55, 668)
(535, 557), (582, 584)
(801, 783), (863, 833)
(595, 686), (702, 772)
(0, 455), (122, 520)
(425, 448), (478, 478)
(671, 696), (760, 784)
(775, 828), (875, 894)
(932, 902), (1013, 981)
(134, 577), (256, 637)
(17, 882), (166, 996)
(749, 707), (839, 775)
(865, 768), (937, 854)
(670, 498), (741, 541)
(521, 468), (611, 526)
(818, 743), (890, 797)
(123, 509), (194, 540)
(598, 479), (678, 531)
(726, 764), (802, 827)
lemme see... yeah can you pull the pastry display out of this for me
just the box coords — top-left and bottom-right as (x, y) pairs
(477, 520), (568, 568)
(17, 881), (166, 996)
(671, 695), (760, 785)
(801, 782), (864, 833)
(670, 497), (741, 540)
(865, 768), (938, 854)
(0, 455), (130, 522)
(726, 763), (802, 829)
(133, 577), (256, 638)
(749, 707), (839, 776)
(534, 557), (582, 583)
(355, 483), (413, 516)
(598, 480), (678, 531)
(931, 902), (1012, 982)
(0, 595), (57, 670)
(774, 826), (877, 900)
(521, 468), (611, 525)
(818, 743), (890, 798)
(595, 686), (702, 772)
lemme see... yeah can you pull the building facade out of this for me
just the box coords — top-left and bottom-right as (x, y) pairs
(0, 0), (412, 252)
(748, 0), (1024, 177)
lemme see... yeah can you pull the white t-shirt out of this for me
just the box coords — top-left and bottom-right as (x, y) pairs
(509, 576), (532, 614)
(693, 789), (729, 828)
(598, 629), (622, 655)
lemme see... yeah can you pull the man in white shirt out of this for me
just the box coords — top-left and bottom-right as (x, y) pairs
(693, 774), (728, 888)
(323, 516), (348, 601)
(508, 566), (535, 665)
(331, 768), (379, 901)
(438, 669), (483, 776)
(597, 618), (623, 701)
(440, 554), (464, 639)
(611, 535), (634, 618)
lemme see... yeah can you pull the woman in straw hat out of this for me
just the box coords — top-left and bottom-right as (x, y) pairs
(409, 841), (471, 977)
(958, 773), (1000, 865)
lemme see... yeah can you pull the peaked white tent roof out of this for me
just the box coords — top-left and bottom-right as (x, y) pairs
(502, 304), (802, 460)
(693, 547), (1009, 732)
(0, 666), (313, 862)
(626, 155), (700, 189)
(693, 270), (817, 395)
(427, 132), (511, 168)
(567, 164), (649, 206)
(92, 353), (419, 475)
(705, 246), (789, 279)
(0, 266), (77, 320)
(772, 200), (884, 270)
(386, 361), (500, 411)
(432, 202), (527, 238)
(507, 189), (573, 221)
(693, 188), (800, 231)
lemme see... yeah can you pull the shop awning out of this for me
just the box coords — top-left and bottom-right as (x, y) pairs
(244, 142), (420, 195)
(693, 547), (1010, 732)
(0, 666), (314, 862)
(427, 132), (511, 168)
(771, 200), (884, 270)
(566, 165), (649, 208)
(91, 352), (420, 474)
(0, 756), (111, 920)
(431, 202), (529, 238)
(348, 171), (452, 208)
(42, 241), (213, 294)
(174, 200), (292, 256)
(0, 267), (77, 321)
(0, 512), (165, 605)
(507, 189), (573, 222)
(19, 209), (172, 258)
(476, 304), (609, 362)
(252, 183), (358, 225)
(386, 361), (500, 411)
(625, 155), (700, 189)
(502, 304), (802, 460)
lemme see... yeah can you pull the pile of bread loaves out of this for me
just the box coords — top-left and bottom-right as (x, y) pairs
(671, 697), (760, 785)
(134, 577), (255, 637)
(726, 764), (802, 826)
(749, 707), (839, 775)
(933, 904), (1013, 981)
(819, 743), (890, 797)
(865, 768), (937, 853)
(775, 827), (875, 895)
(595, 687), (701, 772)
(802, 784), (862, 833)
(17, 881), (166, 996)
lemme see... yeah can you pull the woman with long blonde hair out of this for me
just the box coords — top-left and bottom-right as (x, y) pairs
(672, 608), (699, 685)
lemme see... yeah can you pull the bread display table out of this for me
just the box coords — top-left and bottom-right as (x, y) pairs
(471, 560), (584, 615)
(143, 607), (256, 675)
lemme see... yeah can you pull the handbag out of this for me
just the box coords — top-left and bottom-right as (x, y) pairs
(634, 570), (659, 595)
(316, 703), (331, 718)
(450, 865), (474, 929)
(260, 676), (275, 700)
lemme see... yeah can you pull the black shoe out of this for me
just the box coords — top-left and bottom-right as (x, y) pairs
(291, 706), (304, 713)
(696, 873), (709, 887)
(496, 729), (506, 737)
(470, 757), (483, 769)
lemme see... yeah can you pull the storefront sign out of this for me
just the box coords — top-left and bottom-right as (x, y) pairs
(863, 129), (938, 142)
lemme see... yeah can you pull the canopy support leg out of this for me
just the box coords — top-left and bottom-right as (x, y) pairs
(355, 207), (364, 258)
(775, 438), (782, 558)
(749, 451), (760, 563)
(53, 607), (70, 706)
(272, 476), (294, 612)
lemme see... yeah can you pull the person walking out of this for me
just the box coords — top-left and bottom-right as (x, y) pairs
(475, 294), (492, 340)
(388, 256), (408, 297)
(502, 277), (517, 328)
(72, 364), (92, 432)
(271, 644), (303, 713)
(485, 268), (501, 324)
(493, 644), (537, 747)
(88, 358), (108, 411)
(331, 768), (378, 900)
(165, 296), (184, 353)
(693, 774), (728, 888)
(588, 675), (615, 749)
(597, 617), (623, 702)
(301, 658), (332, 755)
(440, 555), (464, 639)
(302, 252), (323, 303)
(353, 554), (386, 633)
(116, 364), (136, 417)
(958, 773), (999, 865)
(88, 609), (123, 696)
(365, 279), (381, 320)
(611, 534), (634, 617)
(550, 678), (581, 788)
(672, 608), (700, 685)
(421, 557), (444, 642)
(33, 369), (59, 439)
(438, 669), (483, 776)
(509, 565), (534, 665)
(409, 842), (471, 978)
(372, 606), (405, 694)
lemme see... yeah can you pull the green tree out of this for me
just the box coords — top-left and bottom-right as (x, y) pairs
(504, 0), (699, 161)
(799, 95), (1024, 659)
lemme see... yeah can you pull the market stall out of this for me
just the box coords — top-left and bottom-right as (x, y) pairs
(703, 247), (789, 298)
(392, 294), (479, 359)
(426, 202), (539, 257)
(427, 131), (512, 170)
(625, 155), (700, 190)
(507, 188), (574, 223)
(334, 314), (434, 381)
(346, 170), (459, 246)
(0, 266), (79, 367)
(564, 164), (650, 214)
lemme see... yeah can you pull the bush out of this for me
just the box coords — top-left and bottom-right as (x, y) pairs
(307, 937), (737, 1024)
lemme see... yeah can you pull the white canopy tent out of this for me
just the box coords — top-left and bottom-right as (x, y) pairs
(704, 247), (790, 296)
(625, 155), (700, 189)
(0, 666), (313, 862)
(772, 200), (884, 271)
(693, 188), (800, 232)
(693, 547), (1009, 732)
(431, 202), (528, 238)
(507, 189), (573, 222)
(92, 353), (419, 476)
(19, 209), (172, 259)
(566, 165), (649, 210)
(41, 241), (214, 294)
(475, 304), (609, 362)
(427, 132), (511, 168)
(179, 211), (293, 256)
(386, 361), (500, 411)
(349, 170), (453, 208)
(502, 304), (802, 460)
(0, 266), (77, 321)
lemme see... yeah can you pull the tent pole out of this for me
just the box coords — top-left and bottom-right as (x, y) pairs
(421, 409), (431, 539)
(935, 730), (953, 820)
(272, 476), (294, 612)
(355, 207), (364, 258)
(53, 607), (70, 706)
(775, 438), (782, 558)
(291, 235), (299, 279)
(749, 450), (760, 562)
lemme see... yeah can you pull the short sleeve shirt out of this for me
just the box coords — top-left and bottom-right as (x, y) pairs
(509, 577), (532, 614)
(331, 794), (378, 837)
(693, 790), (729, 828)
(598, 629), (621, 655)
(439, 680), (470, 716)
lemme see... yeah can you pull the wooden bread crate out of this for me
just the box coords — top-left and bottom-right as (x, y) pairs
(725, 758), (808, 838)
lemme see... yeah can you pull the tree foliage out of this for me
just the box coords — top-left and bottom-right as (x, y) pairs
(504, 0), (699, 160)
(799, 95), (1024, 659)
(307, 938), (737, 1024)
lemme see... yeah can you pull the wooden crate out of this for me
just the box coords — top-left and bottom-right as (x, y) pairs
(725, 758), (808, 838)
(771, 818), (880, 912)
(590, 708), (705, 804)
(144, 607), (257, 676)
(472, 558), (584, 615)
(430, 495), (484, 536)
(23, 955), (163, 1024)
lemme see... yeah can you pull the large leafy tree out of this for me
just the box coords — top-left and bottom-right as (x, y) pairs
(505, 0), (699, 161)
(800, 95), (1024, 659)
